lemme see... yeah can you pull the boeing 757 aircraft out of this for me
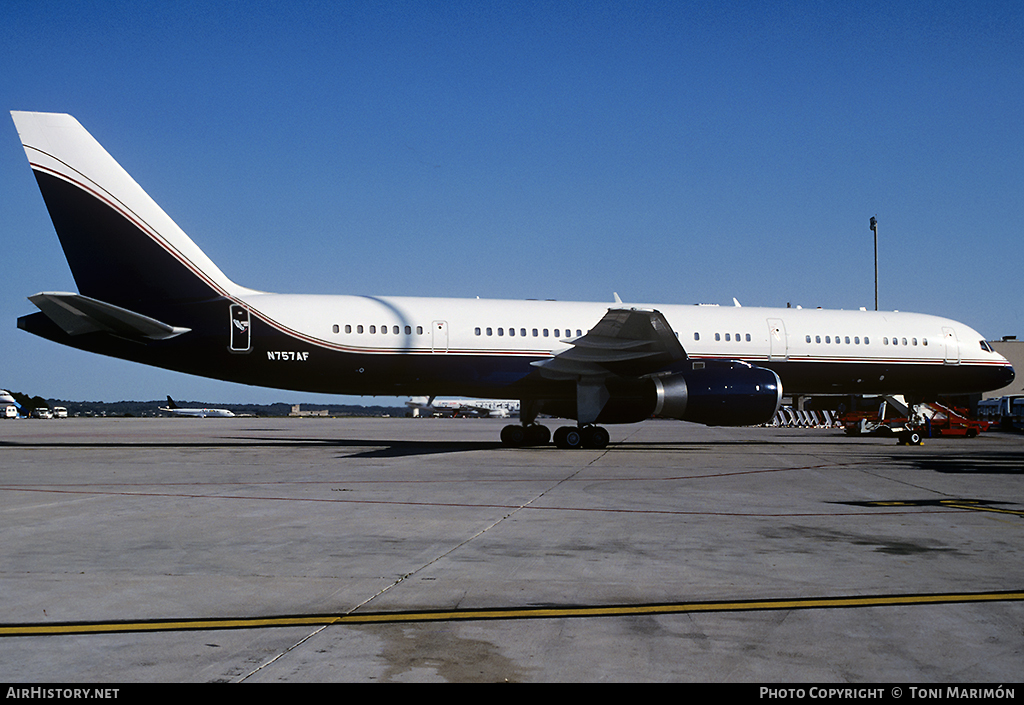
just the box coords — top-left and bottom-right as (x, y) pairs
(10, 112), (1014, 448)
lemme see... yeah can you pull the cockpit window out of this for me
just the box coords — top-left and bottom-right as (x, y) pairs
(980, 340), (994, 353)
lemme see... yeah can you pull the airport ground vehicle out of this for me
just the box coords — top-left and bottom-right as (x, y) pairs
(977, 395), (1024, 431)
(841, 398), (989, 444)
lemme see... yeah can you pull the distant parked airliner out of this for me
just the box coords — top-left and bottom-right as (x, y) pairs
(406, 396), (519, 418)
(159, 396), (235, 418)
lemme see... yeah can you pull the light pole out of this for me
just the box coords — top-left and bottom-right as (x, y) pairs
(870, 216), (878, 311)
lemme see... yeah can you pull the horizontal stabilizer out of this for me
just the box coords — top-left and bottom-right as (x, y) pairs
(28, 292), (191, 341)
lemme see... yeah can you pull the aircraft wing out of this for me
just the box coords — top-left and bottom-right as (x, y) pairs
(531, 308), (687, 380)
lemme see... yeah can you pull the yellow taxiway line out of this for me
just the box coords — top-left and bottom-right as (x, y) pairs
(3, 590), (1023, 637)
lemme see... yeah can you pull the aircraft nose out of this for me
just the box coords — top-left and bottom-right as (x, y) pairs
(997, 363), (1015, 388)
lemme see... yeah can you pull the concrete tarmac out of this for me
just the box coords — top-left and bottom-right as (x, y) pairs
(0, 417), (1022, 682)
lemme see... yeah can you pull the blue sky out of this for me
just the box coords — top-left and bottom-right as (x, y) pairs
(1, 1), (1022, 405)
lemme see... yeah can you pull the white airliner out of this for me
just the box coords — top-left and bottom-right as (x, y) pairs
(159, 396), (235, 418)
(10, 112), (1014, 448)
(406, 396), (519, 418)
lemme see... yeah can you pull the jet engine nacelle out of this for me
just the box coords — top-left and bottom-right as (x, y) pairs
(649, 361), (783, 426)
(542, 360), (784, 426)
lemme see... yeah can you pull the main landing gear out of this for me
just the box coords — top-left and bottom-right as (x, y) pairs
(501, 398), (611, 449)
(499, 423), (610, 449)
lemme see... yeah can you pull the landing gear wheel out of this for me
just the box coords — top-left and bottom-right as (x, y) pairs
(554, 426), (583, 449)
(525, 424), (550, 446)
(897, 431), (923, 446)
(500, 424), (527, 447)
(582, 425), (610, 449)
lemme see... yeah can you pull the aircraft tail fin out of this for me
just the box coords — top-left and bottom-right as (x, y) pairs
(10, 111), (254, 313)
(165, 396), (179, 409)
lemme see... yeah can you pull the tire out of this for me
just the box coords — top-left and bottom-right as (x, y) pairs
(582, 426), (609, 449)
(500, 424), (526, 447)
(898, 431), (923, 446)
(525, 424), (550, 446)
(554, 426), (583, 449)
